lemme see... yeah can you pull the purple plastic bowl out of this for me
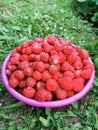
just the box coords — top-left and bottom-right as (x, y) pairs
(1, 52), (95, 108)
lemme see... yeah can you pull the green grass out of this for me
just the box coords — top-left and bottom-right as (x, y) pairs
(0, 0), (98, 130)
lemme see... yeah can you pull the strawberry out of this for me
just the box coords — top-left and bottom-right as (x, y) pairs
(52, 72), (61, 80)
(25, 46), (32, 55)
(32, 43), (42, 54)
(67, 90), (74, 97)
(58, 52), (66, 63)
(47, 35), (56, 44)
(79, 49), (89, 59)
(10, 56), (20, 65)
(40, 52), (49, 63)
(36, 61), (45, 72)
(80, 69), (92, 79)
(61, 61), (74, 71)
(21, 42), (28, 49)
(55, 87), (67, 100)
(33, 71), (41, 80)
(49, 65), (58, 74)
(27, 40), (34, 46)
(73, 61), (83, 69)
(41, 71), (52, 81)
(36, 81), (45, 90)
(9, 77), (19, 88)
(6, 69), (12, 76)
(19, 79), (26, 88)
(18, 61), (30, 70)
(63, 71), (74, 79)
(20, 54), (29, 61)
(14, 70), (24, 80)
(34, 88), (52, 101)
(46, 79), (59, 91)
(73, 78), (84, 92)
(16, 45), (22, 52)
(60, 77), (73, 90)
(67, 52), (78, 64)
(49, 54), (60, 65)
(63, 46), (74, 55)
(26, 77), (36, 87)
(24, 67), (33, 77)
(23, 87), (36, 98)
(54, 40), (63, 52)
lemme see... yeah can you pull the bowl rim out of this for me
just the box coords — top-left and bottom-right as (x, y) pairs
(1, 52), (95, 108)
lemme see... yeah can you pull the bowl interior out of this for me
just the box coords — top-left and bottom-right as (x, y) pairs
(1, 52), (95, 108)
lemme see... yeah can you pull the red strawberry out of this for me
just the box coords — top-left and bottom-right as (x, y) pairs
(80, 69), (92, 79)
(32, 43), (42, 54)
(18, 61), (29, 70)
(49, 54), (60, 65)
(63, 71), (74, 79)
(36, 61), (45, 72)
(73, 78), (84, 92)
(33, 71), (41, 80)
(20, 54), (29, 61)
(25, 46), (32, 55)
(63, 46), (74, 55)
(34, 88), (52, 101)
(46, 79), (59, 91)
(36, 81), (45, 90)
(55, 87), (67, 100)
(60, 77), (73, 90)
(6, 69), (12, 76)
(73, 61), (83, 69)
(24, 67), (33, 76)
(47, 35), (56, 44)
(67, 90), (74, 97)
(54, 41), (63, 52)
(26, 77), (36, 87)
(79, 49), (89, 59)
(49, 65), (58, 74)
(40, 52), (49, 62)
(61, 61), (74, 71)
(21, 42), (28, 49)
(9, 77), (19, 88)
(41, 71), (52, 81)
(19, 79), (26, 88)
(67, 52), (78, 64)
(14, 70), (24, 80)
(23, 87), (36, 98)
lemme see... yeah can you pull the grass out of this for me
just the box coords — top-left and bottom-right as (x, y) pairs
(0, 0), (98, 129)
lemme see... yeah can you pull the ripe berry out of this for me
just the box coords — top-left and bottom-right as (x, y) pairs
(67, 52), (78, 64)
(21, 42), (28, 49)
(10, 56), (20, 65)
(61, 61), (74, 71)
(55, 87), (67, 100)
(54, 41), (63, 52)
(18, 61), (29, 70)
(24, 67), (33, 76)
(63, 71), (74, 79)
(26, 77), (36, 87)
(49, 65), (58, 74)
(73, 61), (83, 69)
(73, 78), (84, 92)
(47, 35), (56, 44)
(49, 54), (60, 65)
(32, 43), (42, 54)
(46, 79), (59, 91)
(9, 77), (19, 88)
(16, 45), (22, 52)
(52, 72), (61, 80)
(23, 87), (36, 98)
(14, 70), (24, 80)
(80, 69), (92, 79)
(41, 71), (52, 81)
(25, 46), (32, 55)
(63, 46), (74, 55)
(60, 77), (73, 90)
(19, 79), (26, 88)
(41, 52), (49, 63)
(6, 69), (12, 76)
(36, 81), (45, 90)
(67, 90), (74, 97)
(20, 54), (29, 61)
(34, 88), (52, 101)
(33, 71), (41, 80)
(79, 49), (89, 59)
(36, 61), (45, 72)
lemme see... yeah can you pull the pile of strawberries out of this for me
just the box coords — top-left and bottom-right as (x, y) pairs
(6, 35), (94, 101)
